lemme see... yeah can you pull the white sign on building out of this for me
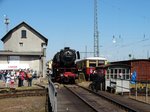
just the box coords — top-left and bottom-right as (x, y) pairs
(0, 64), (29, 70)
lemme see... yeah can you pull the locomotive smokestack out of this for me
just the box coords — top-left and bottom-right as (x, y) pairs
(64, 47), (70, 50)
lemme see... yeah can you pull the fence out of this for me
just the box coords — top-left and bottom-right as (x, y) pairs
(48, 76), (57, 112)
(129, 80), (150, 104)
(107, 79), (150, 104)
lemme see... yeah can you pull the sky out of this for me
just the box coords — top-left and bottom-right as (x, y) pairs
(0, 0), (150, 61)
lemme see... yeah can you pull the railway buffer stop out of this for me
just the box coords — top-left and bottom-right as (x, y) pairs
(96, 64), (131, 94)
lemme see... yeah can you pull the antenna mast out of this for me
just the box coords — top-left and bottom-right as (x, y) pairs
(94, 0), (99, 57)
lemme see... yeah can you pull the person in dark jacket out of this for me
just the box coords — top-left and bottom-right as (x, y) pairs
(92, 70), (101, 92)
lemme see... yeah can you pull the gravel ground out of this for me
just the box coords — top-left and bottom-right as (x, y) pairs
(0, 96), (47, 112)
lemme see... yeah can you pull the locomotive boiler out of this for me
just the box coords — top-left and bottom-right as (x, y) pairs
(52, 47), (80, 83)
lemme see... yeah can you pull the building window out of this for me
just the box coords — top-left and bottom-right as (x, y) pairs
(19, 42), (23, 47)
(21, 30), (26, 38)
(126, 75), (129, 79)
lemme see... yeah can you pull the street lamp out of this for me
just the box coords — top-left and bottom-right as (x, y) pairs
(4, 15), (10, 33)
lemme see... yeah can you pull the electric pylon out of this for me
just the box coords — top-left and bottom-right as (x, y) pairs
(94, 0), (99, 57)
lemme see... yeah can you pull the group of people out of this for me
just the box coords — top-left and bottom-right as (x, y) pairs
(90, 69), (105, 92)
(0, 69), (37, 88)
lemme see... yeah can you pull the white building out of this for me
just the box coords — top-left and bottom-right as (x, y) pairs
(0, 22), (48, 77)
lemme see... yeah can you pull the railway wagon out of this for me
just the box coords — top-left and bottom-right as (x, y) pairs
(52, 47), (80, 83)
(76, 57), (107, 81)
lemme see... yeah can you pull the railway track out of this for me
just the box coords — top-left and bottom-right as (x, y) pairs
(57, 84), (96, 112)
(0, 88), (47, 99)
(65, 84), (135, 112)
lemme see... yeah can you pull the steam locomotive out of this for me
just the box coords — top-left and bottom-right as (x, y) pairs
(52, 47), (80, 83)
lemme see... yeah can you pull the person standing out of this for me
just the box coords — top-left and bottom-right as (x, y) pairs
(91, 70), (101, 92)
(20, 70), (25, 86)
(10, 74), (15, 88)
(98, 70), (105, 91)
(1, 71), (6, 86)
(27, 71), (33, 87)
(5, 71), (11, 88)
(18, 69), (25, 87)
(18, 70), (22, 87)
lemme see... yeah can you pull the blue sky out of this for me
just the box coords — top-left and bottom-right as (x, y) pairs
(0, 0), (150, 61)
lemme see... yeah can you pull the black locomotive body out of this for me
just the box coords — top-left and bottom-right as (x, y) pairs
(52, 47), (80, 83)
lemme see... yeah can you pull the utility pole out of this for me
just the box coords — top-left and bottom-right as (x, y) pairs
(85, 45), (87, 58)
(94, 0), (99, 57)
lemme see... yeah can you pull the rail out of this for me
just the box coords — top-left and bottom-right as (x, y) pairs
(73, 84), (137, 112)
(48, 76), (57, 112)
